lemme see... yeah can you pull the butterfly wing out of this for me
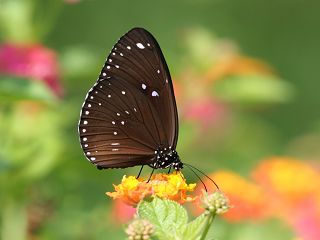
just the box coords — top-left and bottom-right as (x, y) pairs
(78, 28), (179, 169)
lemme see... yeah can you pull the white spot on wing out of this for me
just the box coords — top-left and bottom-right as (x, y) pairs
(125, 111), (129, 114)
(84, 120), (88, 125)
(136, 43), (145, 49)
(116, 113), (120, 116)
(157, 69), (160, 74)
(120, 53), (123, 56)
(115, 65), (119, 68)
(107, 66), (110, 69)
(142, 83), (146, 89)
(109, 59), (112, 62)
(82, 129), (86, 133)
(127, 46), (131, 50)
(113, 131), (117, 135)
(102, 72), (106, 76)
(83, 137), (87, 141)
(122, 91), (125, 95)
(108, 94), (111, 98)
(85, 111), (89, 115)
(86, 152), (91, 155)
(152, 91), (159, 97)
(121, 121), (124, 125)
(98, 103), (101, 106)
(112, 121), (115, 125)
(90, 157), (96, 161)
(111, 143), (120, 146)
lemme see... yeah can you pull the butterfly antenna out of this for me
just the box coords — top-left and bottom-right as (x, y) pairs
(184, 163), (219, 190)
(184, 164), (208, 192)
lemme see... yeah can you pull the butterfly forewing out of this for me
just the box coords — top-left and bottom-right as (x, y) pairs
(79, 28), (178, 169)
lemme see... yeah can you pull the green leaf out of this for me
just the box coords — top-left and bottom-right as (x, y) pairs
(138, 198), (188, 240)
(180, 213), (208, 240)
(0, 76), (55, 102)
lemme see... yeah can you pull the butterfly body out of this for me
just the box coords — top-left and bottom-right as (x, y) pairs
(79, 28), (181, 171)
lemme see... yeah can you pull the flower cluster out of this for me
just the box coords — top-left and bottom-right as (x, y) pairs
(0, 43), (62, 96)
(106, 173), (197, 206)
(202, 190), (230, 215)
(196, 157), (320, 240)
(125, 218), (154, 240)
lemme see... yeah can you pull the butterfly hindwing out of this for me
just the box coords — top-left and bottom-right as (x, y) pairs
(79, 28), (178, 169)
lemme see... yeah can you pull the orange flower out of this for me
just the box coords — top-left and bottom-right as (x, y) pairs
(106, 175), (151, 206)
(193, 170), (268, 221)
(106, 173), (197, 206)
(252, 157), (320, 208)
(214, 171), (270, 221)
(205, 55), (274, 83)
(192, 157), (320, 239)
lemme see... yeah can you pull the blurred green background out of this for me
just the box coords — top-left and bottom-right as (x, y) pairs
(1, 0), (320, 239)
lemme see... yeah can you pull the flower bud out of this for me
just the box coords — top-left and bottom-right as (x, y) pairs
(125, 218), (154, 240)
(202, 190), (230, 215)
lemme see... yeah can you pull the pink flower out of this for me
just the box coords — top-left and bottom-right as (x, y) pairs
(111, 199), (136, 225)
(183, 98), (226, 129)
(0, 43), (63, 97)
(64, 0), (81, 3)
(289, 199), (320, 240)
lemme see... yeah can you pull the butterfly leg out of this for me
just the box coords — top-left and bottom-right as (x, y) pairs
(178, 171), (185, 180)
(136, 165), (144, 179)
(147, 168), (155, 183)
(167, 166), (172, 174)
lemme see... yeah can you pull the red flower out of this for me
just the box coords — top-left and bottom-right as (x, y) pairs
(0, 43), (63, 96)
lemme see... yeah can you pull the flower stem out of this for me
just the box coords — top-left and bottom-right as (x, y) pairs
(200, 212), (216, 240)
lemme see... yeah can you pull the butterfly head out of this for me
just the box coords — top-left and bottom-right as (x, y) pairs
(152, 147), (183, 171)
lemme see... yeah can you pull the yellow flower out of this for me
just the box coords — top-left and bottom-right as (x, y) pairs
(106, 173), (197, 206)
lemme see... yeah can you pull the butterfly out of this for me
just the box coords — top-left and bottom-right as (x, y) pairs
(78, 28), (183, 173)
(78, 28), (219, 190)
